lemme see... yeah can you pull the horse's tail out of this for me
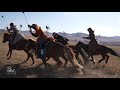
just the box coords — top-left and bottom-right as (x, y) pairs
(64, 46), (84, 69)
(108, 48), (120, 58)
(78, 47), (89, 64)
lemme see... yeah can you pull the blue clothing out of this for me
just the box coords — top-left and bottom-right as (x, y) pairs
(37, 38), (46, 59)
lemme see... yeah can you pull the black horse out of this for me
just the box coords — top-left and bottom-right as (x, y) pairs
(76, 41), (120, 64)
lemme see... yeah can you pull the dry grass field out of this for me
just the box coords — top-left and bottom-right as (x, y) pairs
(0, 32), (120, 78)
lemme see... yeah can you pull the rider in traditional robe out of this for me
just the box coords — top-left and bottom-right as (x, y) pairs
(7, 23), (24, 48)
(28, 24), (48, 58)
(83, 28), (100, 54)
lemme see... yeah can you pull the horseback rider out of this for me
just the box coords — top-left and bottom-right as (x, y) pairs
(28, 24), (48, 58)
(52, 32), (69, 45)
(7, 23), (19, 46)
(83, 27), (100, 53)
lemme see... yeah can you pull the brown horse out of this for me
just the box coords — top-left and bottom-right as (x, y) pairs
(26, 37), (84, 71)
(52, 35), (88, 64)
(76, 41), (120, 64)
(2, 33), (35, 65)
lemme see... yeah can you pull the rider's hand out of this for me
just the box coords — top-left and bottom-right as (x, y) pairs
(28, 25), (31, 28)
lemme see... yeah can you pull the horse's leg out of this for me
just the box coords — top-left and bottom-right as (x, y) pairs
(39, 57), (51, 66)
(75, 52), (82, 64)
(20, 50), (35, 65)
(29, 52), (35, 65)
(105, 55), (109, 64)
(7, 43), (11, 56)
(62, 55), (68, 68)
(41, 57), (49, 70)
(7, 49), (12, 60)
(98, 55), (106, 64)
(7, 49), (10, 56)
(52, 57), (62, 69)
(91, 56), (96, 64)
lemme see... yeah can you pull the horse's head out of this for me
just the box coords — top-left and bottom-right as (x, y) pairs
(2, 33), (11, 43)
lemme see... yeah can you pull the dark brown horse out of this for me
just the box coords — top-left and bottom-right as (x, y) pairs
(76, 41), (120, 64)
(2, 33), (35, 65)
(26, 37), (84, 71)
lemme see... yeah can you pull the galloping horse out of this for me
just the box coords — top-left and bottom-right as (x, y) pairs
(52, 33), (88, 64)
(26, 37), (84, 71)
(76, 41), (120, 64)
(2, 33), (35, 65)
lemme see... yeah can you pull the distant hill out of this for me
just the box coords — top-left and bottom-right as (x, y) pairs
(0, 29), (120, 46)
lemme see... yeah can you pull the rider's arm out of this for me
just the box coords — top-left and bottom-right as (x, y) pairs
(30, 30), (39, 37)
(28, 25), (38, 37)
(7, 27), (13, 33)
(83, 37), (90, 39)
